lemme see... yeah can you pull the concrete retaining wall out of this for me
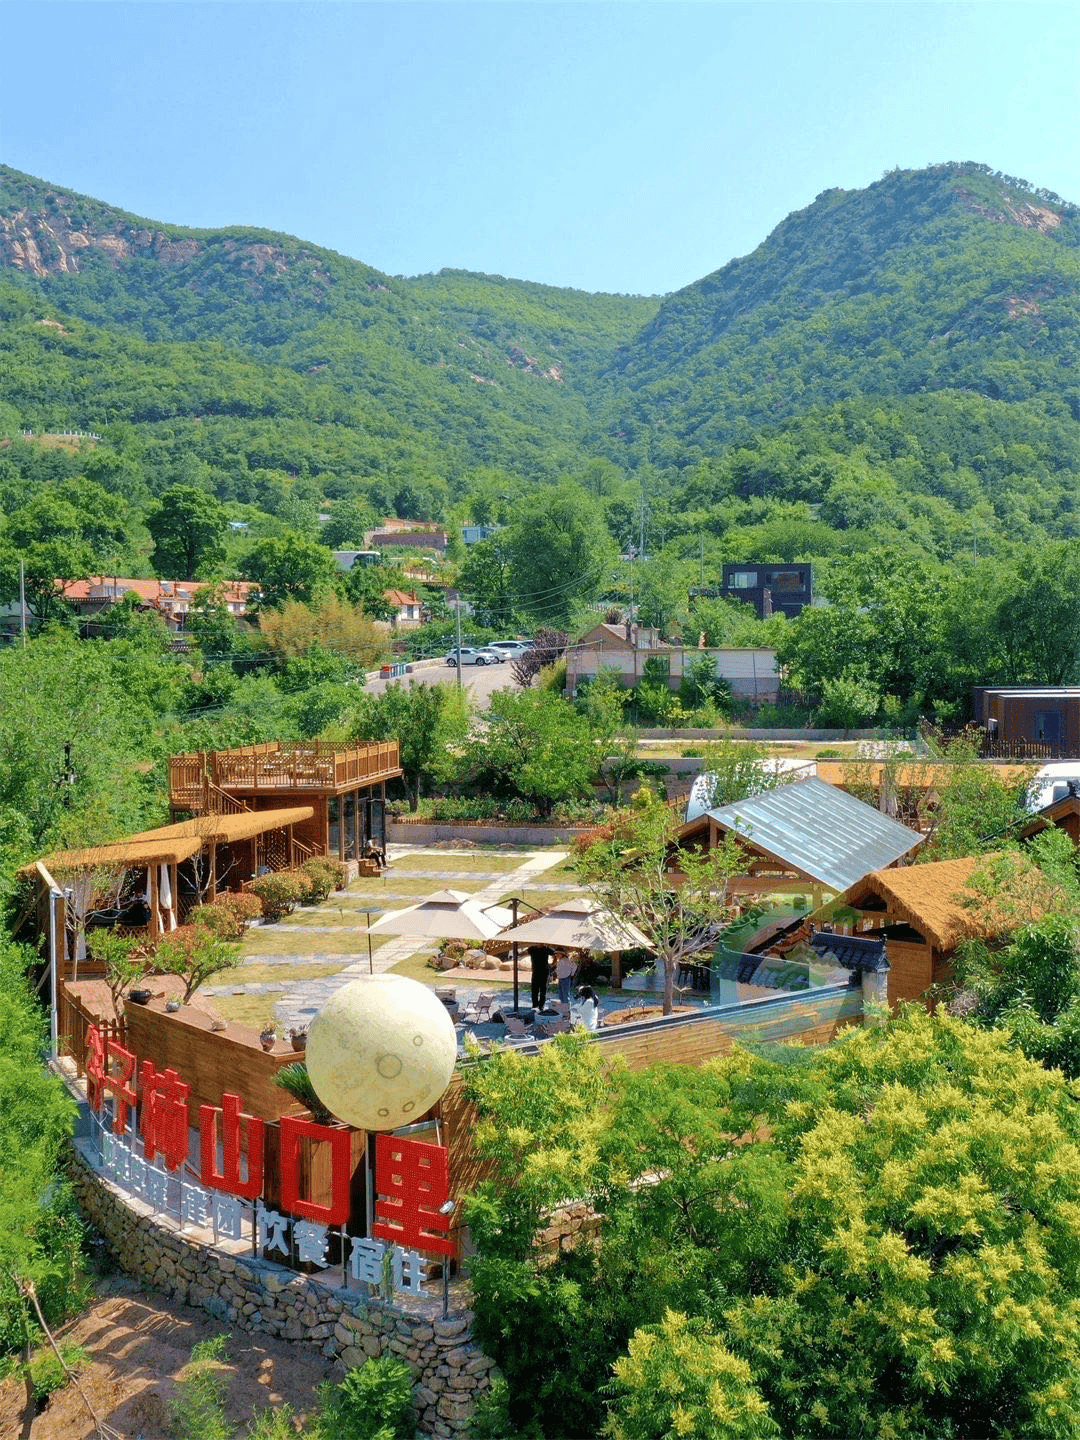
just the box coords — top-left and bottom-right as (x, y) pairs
(387, 820), (593, 846)
(68, 1143), (496, 1437)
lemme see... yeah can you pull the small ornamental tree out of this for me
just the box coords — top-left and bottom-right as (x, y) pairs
(575, 802), (744, 1013)
(152, 929), (242, 1004)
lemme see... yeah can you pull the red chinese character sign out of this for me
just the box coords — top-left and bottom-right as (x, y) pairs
(372, 1134), (454, 1257)
(140, 1061), (191, 1170)
(199, 1094), (265, 1200)
(280, 1116), (352, 1226)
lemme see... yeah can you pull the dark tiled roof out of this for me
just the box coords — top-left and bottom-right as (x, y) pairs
(809, 929), (889, 973)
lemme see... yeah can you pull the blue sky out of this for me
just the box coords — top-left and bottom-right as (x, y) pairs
(2, 2), (1078, 295)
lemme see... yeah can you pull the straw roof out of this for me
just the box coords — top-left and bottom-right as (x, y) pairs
(127, 806), (315, 846)
(19, 806), (315, 880)
(841, 855), (1018, 952)
(21, 834), (203, 878)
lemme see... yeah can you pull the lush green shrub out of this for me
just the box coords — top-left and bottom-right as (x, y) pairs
(313, 1355), (417, 1440)
(28, 1342), (90, 1402)
(250, 872), (309, 921)
(190, 894), (260, 941)
(301, 856), (346, 901)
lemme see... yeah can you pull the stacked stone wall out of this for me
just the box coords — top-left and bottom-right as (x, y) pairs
(68, 1145), (495, 1437)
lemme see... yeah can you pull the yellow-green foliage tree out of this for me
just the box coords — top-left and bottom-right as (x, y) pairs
(258, 594), (383, 668)
(464, 1011), (1080, 1439)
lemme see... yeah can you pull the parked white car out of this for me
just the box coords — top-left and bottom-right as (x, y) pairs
(1027, 763), (1080, 813)
(445, 646), (502, 666)
(488, 639), (533, 659)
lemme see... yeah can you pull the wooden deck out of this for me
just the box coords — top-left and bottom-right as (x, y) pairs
(170, 740), (401, 811)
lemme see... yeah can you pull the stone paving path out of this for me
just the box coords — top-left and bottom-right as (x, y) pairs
(213, 846), (572, 1029)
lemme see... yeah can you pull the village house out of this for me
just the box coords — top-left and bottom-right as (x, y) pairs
(383, 588), (425, 627)
(566, 621), (780, 703)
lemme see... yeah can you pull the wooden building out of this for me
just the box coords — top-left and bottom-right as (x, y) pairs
(168, 740), (402, 863)
(18, 806), (318, 982)
(974, 687), (1080, 758)
(837, 856), (1017, 1008)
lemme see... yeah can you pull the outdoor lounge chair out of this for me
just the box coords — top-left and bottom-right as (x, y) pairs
(461, 991), (497, 1024)
(538, 1018), (572, 1038)
(503, 1016), (530, 1038)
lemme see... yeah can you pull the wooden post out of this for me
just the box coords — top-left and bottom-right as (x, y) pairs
(169, 863), (178, 928)
(611, 949), (622, 988)
(208, 841), (218, 903)
(149, 864), (160, 940)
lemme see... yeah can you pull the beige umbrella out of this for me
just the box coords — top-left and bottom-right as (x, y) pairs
(365, 889), (514, 941)
(489, 897), (653, 992)
(494, 897), (653, 953)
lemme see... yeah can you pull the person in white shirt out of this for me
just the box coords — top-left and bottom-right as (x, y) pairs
(574, 985), (600, 1031)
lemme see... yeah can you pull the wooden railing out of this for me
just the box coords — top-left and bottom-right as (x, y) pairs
(58, 982), (126, 1077)
(169, 741), (400, 803)
(981, 738), (1066, 760)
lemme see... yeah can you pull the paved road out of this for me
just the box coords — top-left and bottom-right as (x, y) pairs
(362, 655), (518, 708)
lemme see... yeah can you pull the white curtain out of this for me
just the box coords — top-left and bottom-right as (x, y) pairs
(159, 863), (178, 931)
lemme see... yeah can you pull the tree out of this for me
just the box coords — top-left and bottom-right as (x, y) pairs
(634, 549), (693, 638)
(320, 495), (377, 550)
(693, 737), (783, 810)
(576, 802), (744, 1013)
(0, 938), (79, 1353)
(458, 538), (515, 630)
(464, 1008), (1080, 1439)
(505, 482), (616, 624)
(147, 484), (228, 579)
(185, 583), (244, 666)
(465, 689), (595, 817)
(257, 594), (382, 667)
(353, 680), (469, 811)
(153, 929), (242, 1004)
(244, 534), (338, 610)
(577, 667), (641, 804)
(337, 561), (400, 621)
(510, 628), (568, 689)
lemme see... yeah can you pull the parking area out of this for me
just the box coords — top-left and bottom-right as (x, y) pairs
(361, 656), (518, 708)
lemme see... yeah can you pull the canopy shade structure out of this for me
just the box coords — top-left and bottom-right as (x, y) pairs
(20, 834), (203, 878)
(126, 806), (316, 846)
(679, 776), (922, 895)
(492, 897), (653, 954)
(365, 889), (515, 941)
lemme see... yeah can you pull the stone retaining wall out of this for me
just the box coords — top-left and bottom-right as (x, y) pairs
(68, 1143), (496, 1437)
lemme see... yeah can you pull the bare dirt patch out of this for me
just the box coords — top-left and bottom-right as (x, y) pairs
(0, 1273), (333, 1439)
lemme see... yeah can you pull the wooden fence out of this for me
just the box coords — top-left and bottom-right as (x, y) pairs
(58, 982), (126, 1076)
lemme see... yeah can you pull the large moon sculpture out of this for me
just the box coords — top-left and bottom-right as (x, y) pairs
(304, 975), (458, 1130)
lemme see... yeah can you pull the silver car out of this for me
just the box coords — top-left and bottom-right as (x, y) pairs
(445, 646), (501, 666)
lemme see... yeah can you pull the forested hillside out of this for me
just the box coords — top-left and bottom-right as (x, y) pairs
(1, 159), (1079, 578)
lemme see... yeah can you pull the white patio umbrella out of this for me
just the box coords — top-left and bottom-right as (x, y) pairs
(365, 889), (514, 941)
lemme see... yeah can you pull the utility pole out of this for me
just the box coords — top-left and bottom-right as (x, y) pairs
(19, 558), (26, 646)
(454, 600), (462, 690)
(699, 534), (704, 587)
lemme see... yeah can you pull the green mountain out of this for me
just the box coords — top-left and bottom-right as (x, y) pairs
(1, 160), (1079, 562)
